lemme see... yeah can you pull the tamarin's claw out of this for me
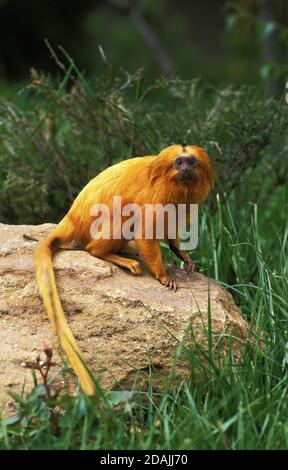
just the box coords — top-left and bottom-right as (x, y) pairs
(158, 275), (177, 291)
(163, 278), (177, 292)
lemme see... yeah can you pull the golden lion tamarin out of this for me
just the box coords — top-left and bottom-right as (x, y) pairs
(35, 144), (214, 395)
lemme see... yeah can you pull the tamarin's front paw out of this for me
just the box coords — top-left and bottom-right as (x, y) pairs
(183, 255), (195, 274)
(158, 275), (177, 292)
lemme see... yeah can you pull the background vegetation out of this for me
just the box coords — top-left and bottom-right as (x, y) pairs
(0, 0), (287, 451)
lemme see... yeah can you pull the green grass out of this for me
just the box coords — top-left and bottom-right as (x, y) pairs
(1, 193), (287, 450)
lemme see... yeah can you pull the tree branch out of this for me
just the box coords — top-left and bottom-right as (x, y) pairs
(107, 0), (174, 77)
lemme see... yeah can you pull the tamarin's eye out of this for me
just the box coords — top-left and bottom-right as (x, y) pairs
(176, 158), (182, 166)
(188, 158), (197, 167)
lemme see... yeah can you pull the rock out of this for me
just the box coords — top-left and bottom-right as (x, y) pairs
(0, 223), (248, 414)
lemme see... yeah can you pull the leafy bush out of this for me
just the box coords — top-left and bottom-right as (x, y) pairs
(0, 54), (287, 224)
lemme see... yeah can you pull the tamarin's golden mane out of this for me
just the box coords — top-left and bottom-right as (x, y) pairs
(149, 144), (214, 204)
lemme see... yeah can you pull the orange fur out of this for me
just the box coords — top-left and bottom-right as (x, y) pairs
(35, 144), (214, 394)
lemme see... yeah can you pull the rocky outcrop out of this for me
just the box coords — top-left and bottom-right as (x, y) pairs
(0, 223), (248, 414)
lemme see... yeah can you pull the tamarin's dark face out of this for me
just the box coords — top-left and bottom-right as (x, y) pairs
(173, 154), (198, 181)
(157, 144), (214, 189)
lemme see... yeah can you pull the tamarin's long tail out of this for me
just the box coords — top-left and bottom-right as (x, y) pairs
(35, 217), (95, 395)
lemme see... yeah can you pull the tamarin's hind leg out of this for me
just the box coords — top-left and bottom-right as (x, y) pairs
(99, 253), (142, 276)
(87, 240), (142, 276)
(136, 239), (177, 291)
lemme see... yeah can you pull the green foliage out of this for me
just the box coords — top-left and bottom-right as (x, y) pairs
(0, 59), (287, 224)
(224, 0), (288, 87)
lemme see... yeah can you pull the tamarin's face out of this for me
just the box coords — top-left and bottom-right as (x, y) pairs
(158, 144), (214, 189)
